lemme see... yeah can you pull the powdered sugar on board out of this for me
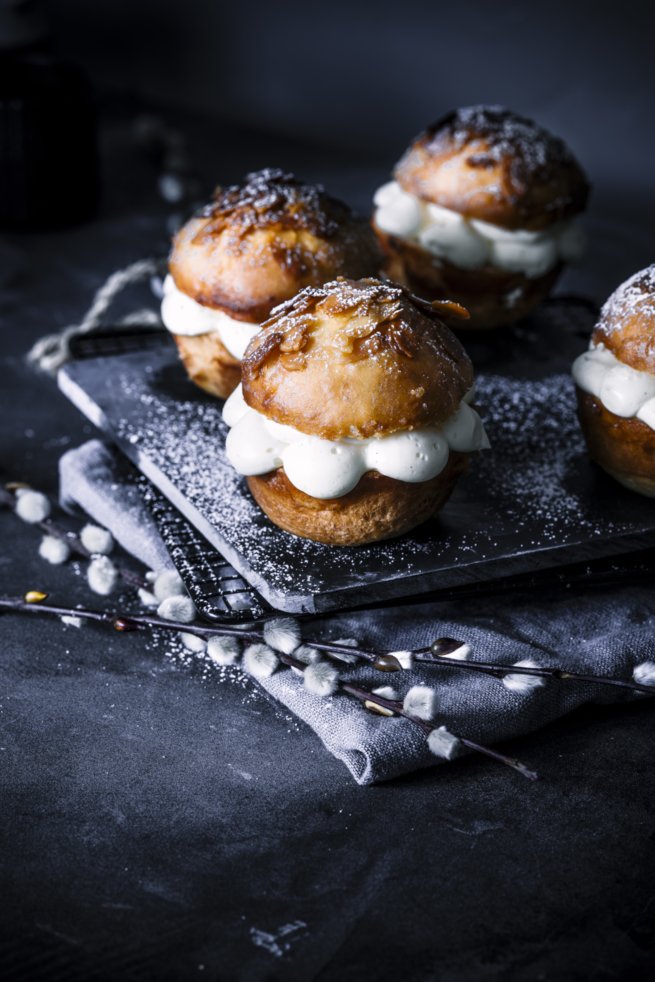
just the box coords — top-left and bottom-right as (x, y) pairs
(476, 373), (620, 541)
(58, 312), (655, 613)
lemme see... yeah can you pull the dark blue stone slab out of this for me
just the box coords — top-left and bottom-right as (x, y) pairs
(58, 302), (655, 613)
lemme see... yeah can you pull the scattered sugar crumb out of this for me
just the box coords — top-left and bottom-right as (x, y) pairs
(249, 921), (308, 958)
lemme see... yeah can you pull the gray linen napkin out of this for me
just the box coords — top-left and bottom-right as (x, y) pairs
(60, 439), (655, 785)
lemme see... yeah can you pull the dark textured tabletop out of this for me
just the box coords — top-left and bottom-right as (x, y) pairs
(2, 104), (655, 982)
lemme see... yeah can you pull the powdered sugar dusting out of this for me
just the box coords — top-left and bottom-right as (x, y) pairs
(146, 628), (300, 729)
(476, 373), (622, 541)
(598, 264), (655, 338)
(203, 169), (344, 238)
(439, 105), (574, 178)
(264, 276), (406, 326)
(60, 303), (655, 612)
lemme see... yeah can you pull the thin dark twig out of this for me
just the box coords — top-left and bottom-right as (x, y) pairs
(415, 648), (654, 696)
(4, 482), (654, 698)
(2, 595), (654, 697)
(264, 653), (539, 780)
(340, 682), (539, 781)
(0, 593), (537, 779)
(0, 596), (258, 638)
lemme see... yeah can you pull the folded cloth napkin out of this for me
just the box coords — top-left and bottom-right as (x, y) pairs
(60, 439), (655, 785)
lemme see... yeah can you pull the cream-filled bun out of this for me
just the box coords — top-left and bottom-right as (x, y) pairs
(223, 277), (489, 545)
(163, 169), (383, 399)
(373, 106), (590, 329)
(573, 265), (655, 497)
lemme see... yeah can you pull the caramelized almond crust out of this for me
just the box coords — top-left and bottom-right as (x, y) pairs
(375, 226), (561, 329)
(173, 333), (241, 400)
(576, 390), (655, 497)
(241, 277), (474, 440)
(169, 169), (383, 322)
(395, 106), (589, 232)
(247, 454), (467, 545)
(592, 265), (655, 374)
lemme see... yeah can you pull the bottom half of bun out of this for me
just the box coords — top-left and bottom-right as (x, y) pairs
(376, 229), (561, 330)
(577, 390), (655, 497)
(174, 332), (242, 400)
(246, 453), (467, 546)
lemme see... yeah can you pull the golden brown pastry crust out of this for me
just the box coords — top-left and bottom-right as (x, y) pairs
(240, 277), (474, 439)
(395, 106), (589, 231)
(247, 454), (467, 545)
(592, 265), (655, 374)
(173, 333), (241, 400)
(375, 226), (562, 329)
(577, 391), (655, 497)
(169, 169), (383, 322)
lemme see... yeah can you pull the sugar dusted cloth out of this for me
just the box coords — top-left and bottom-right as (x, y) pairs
(60, 440), (655, 785)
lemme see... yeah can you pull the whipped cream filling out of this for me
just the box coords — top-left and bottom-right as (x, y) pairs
(572, 342), (655, 430)
(161, 275), (260, 361)
(373, 181), (585, 279)
(223, 384), (490, 499)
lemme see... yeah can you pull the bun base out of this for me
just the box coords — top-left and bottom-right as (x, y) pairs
(246, 454), (467, 546)
(577, 390), (655, 497)
(173, 333), (241, 400)
(375, 226), (561, 329)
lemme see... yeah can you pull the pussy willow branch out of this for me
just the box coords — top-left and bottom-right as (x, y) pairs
(292, 635), (655, 696)
(3, 480), (654, 696)
(264, 651), (539, 782)
(2, 594), (654, 697)
(341, 681), (539, 782)
(0, 484), (146, 589)
(0, 594), (538, 780)
(414, 644), (655, 695)
(0, 596), (239, 635)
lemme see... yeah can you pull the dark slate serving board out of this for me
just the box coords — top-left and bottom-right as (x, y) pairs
(58, 301), (655, 613)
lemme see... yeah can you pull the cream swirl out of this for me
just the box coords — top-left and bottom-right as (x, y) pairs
(223, 385), (490, 499)
(160, 275), (260, 360)
(373, 181), (585, 279)
(572, 343), (655, 430)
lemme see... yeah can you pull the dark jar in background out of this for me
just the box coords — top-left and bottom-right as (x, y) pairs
(0, 1), (99, 230)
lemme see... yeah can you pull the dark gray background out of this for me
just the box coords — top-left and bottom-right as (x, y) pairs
(41, 0), (655, 304)
(46, 0), (653, 189)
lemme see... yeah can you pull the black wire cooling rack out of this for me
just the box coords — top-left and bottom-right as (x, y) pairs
(134, 473), (270, 622)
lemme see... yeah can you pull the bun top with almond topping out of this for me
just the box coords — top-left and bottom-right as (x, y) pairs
(240, 277), (474, 440)
(395, 106), (589, 231)
(593, 265), (655, 374)
(169, 169), (383, 322)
